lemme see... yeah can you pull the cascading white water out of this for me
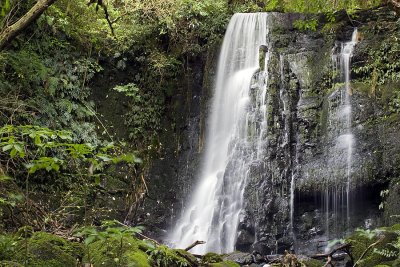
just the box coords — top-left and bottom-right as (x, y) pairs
(169, 13), (269, 254)
(342, 29), (358, 225)
(325, 28), (358, 237)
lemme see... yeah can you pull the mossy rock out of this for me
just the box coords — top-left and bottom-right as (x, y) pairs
(0, 233), (19, 260)
(209, 260), (240, 267)
(14, 232), (84, 267)
(148, 245), (191, 267)
(86, 237), (150, 267)
(125, 250), (151, 267)
(175, 249), (198, 264)
(201, 252), (224, 264)
(0, 261), (24, 267)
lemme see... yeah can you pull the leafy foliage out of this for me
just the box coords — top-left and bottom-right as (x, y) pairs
(0, 233), (20, 260)
(374, 230), (400, 259)
(293, 18), (318, 31)
(0, 125), (139, 177)
(0, 0), (11, 21)
(0, 43), (102, 144)
(264, 0), (383, 31)
(355, 228), (383, 240)
(354, 37), (400, 86)
(74, 219), (144, 246)
(347, 226), (400, 266)
(353, 29), (400, 114)
(265, 0), (383, 13)
(113, 83), (163, 146)
(75, 220), (151, 267)
(0, 125), (141, 230)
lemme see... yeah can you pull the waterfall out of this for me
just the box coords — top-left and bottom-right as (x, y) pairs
(343, 29), (358, 225)
(169, 13), (269, 254)
(324, 28), (358, 237)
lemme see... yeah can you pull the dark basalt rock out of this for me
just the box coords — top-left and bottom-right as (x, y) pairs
(236, 7), (400, 254)
(144, 6), (400, 255)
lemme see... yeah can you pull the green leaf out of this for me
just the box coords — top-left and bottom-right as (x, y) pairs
(0, 175), (12, 182)
(34, 135), (42, 145)
(1, 0), (11, 17)
(14, 144), (23, 152)
(94, 175), (101, 185)
(96, 154), (112, 162)
(2, 144), (12, 152)
(51, 163), (60, 172)
(84, 235), (97, 245)
(58, 131), (73, 141)
(10, 148), (17, 158)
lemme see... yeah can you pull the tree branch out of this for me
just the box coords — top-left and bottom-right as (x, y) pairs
(87, 0), (115, 36)
(353, 236), (385, 267)
(184, 240), (206, 251)
(0, 0), (57, 50)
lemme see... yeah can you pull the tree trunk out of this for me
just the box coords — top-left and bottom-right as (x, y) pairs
(0, 0), (57, 50)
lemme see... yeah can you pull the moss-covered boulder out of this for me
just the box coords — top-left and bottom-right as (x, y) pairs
(201, 252), (224, 264)
(200, 252), (240, 267)
(175, 249), (198, 264)
(86, 236), (151, 267)
(0, 234), (19, 261)
(209, 260), (240, 267)
(13, 232), (83, 267)
(148, 245), (193, 267)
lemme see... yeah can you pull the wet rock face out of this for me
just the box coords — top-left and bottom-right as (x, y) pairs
(238, 8), (400, 253)
(141, 49), (220, 239)
(145, 6), (400, 253)
(238, 12), (330, 253)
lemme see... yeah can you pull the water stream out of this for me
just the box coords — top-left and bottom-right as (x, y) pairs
(169, 13), (269, 254)
(324, 28), (358, 237)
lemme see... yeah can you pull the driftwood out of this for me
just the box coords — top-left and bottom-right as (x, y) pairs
(185, 240), (206, 251)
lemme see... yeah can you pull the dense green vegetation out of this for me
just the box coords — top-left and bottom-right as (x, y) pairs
(264, 0), (383, 12)
(1, 0), (399, 266)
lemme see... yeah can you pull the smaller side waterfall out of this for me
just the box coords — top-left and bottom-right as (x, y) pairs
(342, 29), (358, 224)
(324, 28), (358, 237)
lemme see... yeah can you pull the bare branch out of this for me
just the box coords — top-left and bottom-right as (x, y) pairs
(87, 0), (115, 36)
(184, 240), (206, 251)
